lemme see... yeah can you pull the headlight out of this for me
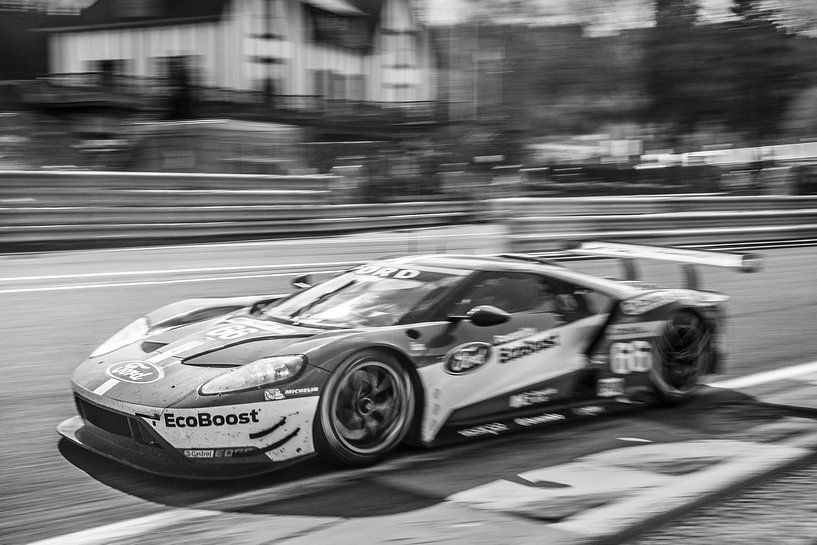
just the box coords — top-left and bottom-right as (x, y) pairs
(89, 317), (149, 358)
(199, 355), (306, 395)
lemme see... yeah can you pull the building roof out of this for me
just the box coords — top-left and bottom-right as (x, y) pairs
(43, 0), (386, 32)
(42, 0), (230, 32)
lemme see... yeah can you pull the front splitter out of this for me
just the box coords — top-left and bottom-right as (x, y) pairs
(58, 416), (308, 480)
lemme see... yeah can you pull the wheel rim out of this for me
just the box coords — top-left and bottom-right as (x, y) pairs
(653, 311), (711, 396)
(329, 359), (410, 455)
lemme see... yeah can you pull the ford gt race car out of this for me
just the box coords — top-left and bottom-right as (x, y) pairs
(58, 241), (761, 478)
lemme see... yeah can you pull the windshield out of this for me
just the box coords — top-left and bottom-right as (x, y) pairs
(264, 264), (463, 328)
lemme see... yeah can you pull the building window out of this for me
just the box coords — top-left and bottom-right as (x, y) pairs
(349, 74), (365, 101)
(329, 71), (346, 100)
(306, 6), (375, 52)
(87, 59), (129, 88)
(312, 68), (328, 97)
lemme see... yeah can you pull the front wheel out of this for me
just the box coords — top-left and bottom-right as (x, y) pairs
(314, 350), (415, 467)
(650, 310), (713, 404)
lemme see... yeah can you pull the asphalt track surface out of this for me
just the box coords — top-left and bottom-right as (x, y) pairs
(1, 226), (816, 544)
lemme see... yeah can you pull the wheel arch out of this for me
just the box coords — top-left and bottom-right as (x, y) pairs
(364, 344), (427, 445)
(651, 304), (714, 404)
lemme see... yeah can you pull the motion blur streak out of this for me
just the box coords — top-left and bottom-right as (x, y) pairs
(0, 261), (360, 282)
(25, 509), (221, 545)
(708, 359), (817, 389)
(0, 270), (346, 295)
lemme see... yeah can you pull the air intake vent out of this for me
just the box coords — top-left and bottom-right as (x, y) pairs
(141, 341), (167, 353)
(76, 395), (130, 438)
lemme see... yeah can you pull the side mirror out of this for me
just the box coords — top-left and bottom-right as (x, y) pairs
(459, 305), (511, 327)
(291, 274), (313, 290)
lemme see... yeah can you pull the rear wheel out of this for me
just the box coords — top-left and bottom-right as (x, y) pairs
(314, 350), (414, 467)
(650, 310), (712, 404)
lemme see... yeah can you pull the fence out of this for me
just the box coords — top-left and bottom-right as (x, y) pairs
(0, 170), (476, 249)
(501, 196), (817, 252)
(2, 171), (817, 251)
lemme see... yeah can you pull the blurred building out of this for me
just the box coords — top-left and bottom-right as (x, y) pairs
(0, 2), (79, 81)
(21, 0), (439, 140)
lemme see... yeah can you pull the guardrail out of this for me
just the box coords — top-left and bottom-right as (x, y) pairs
(0, 199), (477, 249)
(501, 196), (817, 252)
(3, 175), (817, 252)
(0, 170), (336, 193)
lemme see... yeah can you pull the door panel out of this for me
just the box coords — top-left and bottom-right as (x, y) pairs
(416, 270), (615, 442)
(419, 312), (600, 442)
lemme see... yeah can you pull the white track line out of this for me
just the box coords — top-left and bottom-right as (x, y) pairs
(0, 261), (360, 282)
(98, 227), (503, 253)
(0, 270), (345, 294)
(26, 509), (222, 545)
(707, 360), (817, 389)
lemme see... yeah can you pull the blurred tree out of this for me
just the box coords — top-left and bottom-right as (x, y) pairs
(763, 1), (817, 37)
(643, 0), (809, 145)
(722, 0), (807, 141)
(437, 0), (816, 146)
(643, 0), (701, 141)
(782, 85), (817, 136)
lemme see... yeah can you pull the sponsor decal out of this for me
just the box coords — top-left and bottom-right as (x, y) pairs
(183, 447), (257, 459)
(183, 449), (214, 459)
(514, 412), (566, 427)
(597, 377), (625, 398)
(499, 335), (560, 364)
(573, 405), (605, 417)
(106, 361), (164, 384)
(264, 388), (286, 401)
(606, 322), (661, 340)
(458, 423), (509, 437)
(509, 388), (559, 408)
(163, 409), (260, 428)
(493, 328), (538, 345)
(444, 342), (493, 375)
(283, 386), (319, 397)
(620, 291), (688, 315)
(354, 265), (421, 279)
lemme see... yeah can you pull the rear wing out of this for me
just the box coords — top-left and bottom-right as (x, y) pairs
(563, 241), (763, 289)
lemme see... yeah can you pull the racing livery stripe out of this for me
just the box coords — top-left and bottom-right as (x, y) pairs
(92, 378), (119, 396)
(73, 386), (163, 417)
(146, 340), (205, 365)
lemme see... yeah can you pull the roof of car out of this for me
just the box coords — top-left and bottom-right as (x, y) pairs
(387, 253), (558, 271)
(383, 253), (645, 298)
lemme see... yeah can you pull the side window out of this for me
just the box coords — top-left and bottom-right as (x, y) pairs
(554, 283), (615, 322)
(449, 273), (558, 315)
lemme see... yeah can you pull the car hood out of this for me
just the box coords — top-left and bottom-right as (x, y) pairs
(72, 314), (346, 408)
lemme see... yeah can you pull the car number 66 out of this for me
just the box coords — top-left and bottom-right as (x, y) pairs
(610, 341), (653, 374)
(207, 323), (259, 340)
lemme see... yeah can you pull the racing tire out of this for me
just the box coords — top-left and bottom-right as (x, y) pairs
(650, 310), (713, 405)
(314, 350), (415, 467)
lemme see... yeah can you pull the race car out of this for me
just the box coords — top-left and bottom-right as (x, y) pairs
(58, 241), (761, 478)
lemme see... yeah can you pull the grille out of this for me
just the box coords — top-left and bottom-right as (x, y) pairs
(76, 395), (131, 437)
(75, 395), (162, 448)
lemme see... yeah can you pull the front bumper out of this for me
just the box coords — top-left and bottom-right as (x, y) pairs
(59, 394), (316, 479)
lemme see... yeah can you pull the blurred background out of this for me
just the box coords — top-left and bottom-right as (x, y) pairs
(3, 0), (817, 201)
(4, 4), (817, 545)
